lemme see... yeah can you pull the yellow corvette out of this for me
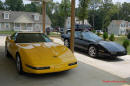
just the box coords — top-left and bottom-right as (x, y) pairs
(5, 32), (77, 74)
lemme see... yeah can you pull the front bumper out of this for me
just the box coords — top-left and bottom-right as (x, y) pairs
(23, 62), (77, 74)
(98, 51), (127, 57)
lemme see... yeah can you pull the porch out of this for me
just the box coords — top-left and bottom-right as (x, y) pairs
(13, 23), (33, 32)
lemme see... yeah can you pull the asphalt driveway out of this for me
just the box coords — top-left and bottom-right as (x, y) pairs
(0, 36), (130, 86)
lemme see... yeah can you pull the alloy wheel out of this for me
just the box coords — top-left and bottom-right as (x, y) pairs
(89, 46), (97, 57)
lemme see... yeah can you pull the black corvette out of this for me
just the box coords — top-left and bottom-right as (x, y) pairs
(61, 31), (127, 57)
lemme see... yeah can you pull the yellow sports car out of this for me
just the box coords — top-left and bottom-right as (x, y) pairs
(5, 32), (77, 74)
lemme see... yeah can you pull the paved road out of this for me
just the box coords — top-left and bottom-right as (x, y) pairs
(0, 45), (129, 86)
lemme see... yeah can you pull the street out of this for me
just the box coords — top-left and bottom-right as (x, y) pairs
(0, 36), (129, 86)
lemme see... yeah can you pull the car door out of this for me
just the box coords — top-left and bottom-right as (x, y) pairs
(79, 32), (92, 50)
(74, 32), (84, 49)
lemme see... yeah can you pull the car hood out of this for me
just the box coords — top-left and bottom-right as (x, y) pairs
(99, 41), (126, 52)
(16, 42), (76, 66)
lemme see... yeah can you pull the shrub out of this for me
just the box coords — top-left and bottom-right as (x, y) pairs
(92, 30), (96, 33)
(109, 34), (115, 41)
(123, 40), (130, 50)
(97, 32), (101, 36)
(127, 32), (130, 39)
(103, 32), (108, 41)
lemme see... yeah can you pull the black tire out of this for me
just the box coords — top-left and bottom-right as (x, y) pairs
(16, 54), (23, 74)
(64, 39), (70, 48)
(88, 45), (98, 57)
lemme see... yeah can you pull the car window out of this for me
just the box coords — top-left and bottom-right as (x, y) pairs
(15, 33), (52, 43)
(82, 32), (102, 41)
(75, 31), (81, 38)
(67, 31), (81, 38)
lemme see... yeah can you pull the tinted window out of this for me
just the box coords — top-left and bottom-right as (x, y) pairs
(15, 33), (52, 43)
(67, 31), (80, 38)
(82, 32), (102, 41)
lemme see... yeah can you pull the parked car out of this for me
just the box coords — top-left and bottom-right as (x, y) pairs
(5, 32), (77, 74)
(61, 30), (127, 57)
(96, 30), (103, 34)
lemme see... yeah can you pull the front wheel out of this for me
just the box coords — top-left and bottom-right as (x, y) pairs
(64, 39), (70, 48)
(88, 46), (97, 57)
(16, 55), (23, 74)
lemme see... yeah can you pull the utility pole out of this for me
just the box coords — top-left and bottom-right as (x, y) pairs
(42, 1), (46, 33)
(70, 0), (75, 53)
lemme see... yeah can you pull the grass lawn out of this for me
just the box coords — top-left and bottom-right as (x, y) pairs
(114, 36), (130, 55)
(48, 32), (61, 38)
(0, 31), (16, 35)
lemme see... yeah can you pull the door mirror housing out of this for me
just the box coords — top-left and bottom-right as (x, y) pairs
(10, 39), (15, 43)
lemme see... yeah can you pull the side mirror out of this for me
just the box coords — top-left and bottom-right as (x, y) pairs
(10, 40), (15, 43)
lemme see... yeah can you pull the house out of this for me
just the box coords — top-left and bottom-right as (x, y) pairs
(0, 10), (51, 32)
(126, 22), (130, 34)
(65, 17), (91, 29)
(108, 20), (127, 35)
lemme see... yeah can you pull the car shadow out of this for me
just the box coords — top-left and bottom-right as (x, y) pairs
(74, 48), (124, 62)
(23, 70), (70, 79)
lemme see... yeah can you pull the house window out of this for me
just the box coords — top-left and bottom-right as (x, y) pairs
(4, 13), (9, 19)
(5, 23), (10, 29)
(35, 24), (40, 29)
(34, 15), (39, 20)
(15, 23), (20, 29)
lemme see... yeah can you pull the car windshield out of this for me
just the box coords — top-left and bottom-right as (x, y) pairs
(82, 32), (102, 41)
(15, 33), (52, 43)
(75, 25), (90, 29)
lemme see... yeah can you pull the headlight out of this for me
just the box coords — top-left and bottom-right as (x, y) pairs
(26, 64), (50, 70)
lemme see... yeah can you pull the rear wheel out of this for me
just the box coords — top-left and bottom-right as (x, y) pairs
(16, 55), (23, 74)
(88, 46), (97, 57)
(64, 39), (70, 48)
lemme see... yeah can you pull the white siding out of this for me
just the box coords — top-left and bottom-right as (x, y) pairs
(0, 23), (1, 30)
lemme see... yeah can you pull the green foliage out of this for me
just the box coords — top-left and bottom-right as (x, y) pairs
(123, 40), (130, 50)
(103, 32), (108, 40)
(109, 34), (115, 41)
(0, 1), (4, 10)
(119, 2), (130, 21)
(78, 0), (90, 24)
(24, 2), (41, 13)
(92, 30), (96, 33)
(127, 33), (130, 39)
(97, 32), (101, 36)
(5, 0), (24, 11)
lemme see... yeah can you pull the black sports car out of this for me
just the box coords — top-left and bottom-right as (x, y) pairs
(61, 31), (127, 57)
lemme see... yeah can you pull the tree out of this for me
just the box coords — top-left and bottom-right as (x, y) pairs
(88, 0), (102, 28)
(119, 2), (130, 21)
(123, 40), (129, 50)
(59, 0), (71, 27)
(0, 1), (4, 10)
(5, 0), (24, 11)
(78, 0), (90, 24)
(103, 32), (108, 40)
(109, 34), (115, 41)
(24, 2), (41, 12)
